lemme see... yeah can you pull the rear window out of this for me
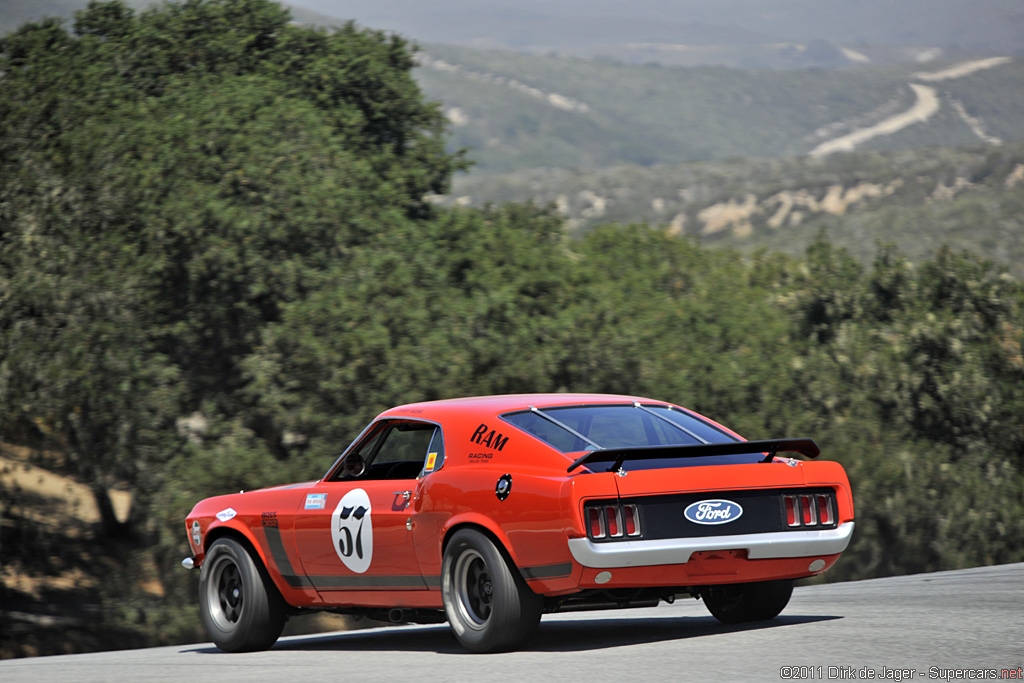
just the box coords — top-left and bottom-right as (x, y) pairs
(502, 403), (763, 471)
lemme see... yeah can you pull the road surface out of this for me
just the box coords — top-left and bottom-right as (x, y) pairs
(2, 563), (1021, 682)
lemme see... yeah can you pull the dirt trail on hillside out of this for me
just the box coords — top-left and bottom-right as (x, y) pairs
(914, 57), (1013, 82)
(810, 57), (1012, 156)
(418, 54), (593, 114)
(810, 84), (939, 157)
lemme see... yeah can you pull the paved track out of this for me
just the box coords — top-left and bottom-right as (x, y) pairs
(2, 563), (1022, 682)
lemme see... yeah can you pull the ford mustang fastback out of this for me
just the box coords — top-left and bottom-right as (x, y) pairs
(183, 393), (854, 652)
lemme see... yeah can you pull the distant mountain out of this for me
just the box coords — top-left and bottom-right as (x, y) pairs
(293, 0), (1024, 68)
(6, 0), (1022, 68)
(6, 2), (1021, 175)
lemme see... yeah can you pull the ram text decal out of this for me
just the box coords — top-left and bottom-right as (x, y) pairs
(470, 423), (509, 451)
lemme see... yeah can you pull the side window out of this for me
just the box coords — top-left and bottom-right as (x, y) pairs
(376, 424), (434, 464)
(333, 421), (443, 481)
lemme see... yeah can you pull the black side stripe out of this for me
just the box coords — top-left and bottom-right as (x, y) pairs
(520, 562), (573, 580)
(261, 528), (566, 590)
(263, 526), (314, 589)
(310, 575), (429, 590)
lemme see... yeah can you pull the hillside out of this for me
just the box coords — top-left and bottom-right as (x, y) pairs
(443, 142), (1024, 277)
(417, 46), (1024, 172)
(6, 3), (1022, 175)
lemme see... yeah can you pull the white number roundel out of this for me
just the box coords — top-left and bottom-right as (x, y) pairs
(331, 488), (373, 573)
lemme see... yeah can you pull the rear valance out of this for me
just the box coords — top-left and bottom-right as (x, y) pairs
(567, 438), (820, 473)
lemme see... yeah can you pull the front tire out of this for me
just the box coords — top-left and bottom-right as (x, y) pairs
(441, 529), (543, 653)
(199, 537), (286, 652)
(703, 579), (794, 624)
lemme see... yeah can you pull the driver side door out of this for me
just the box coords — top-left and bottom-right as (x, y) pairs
(293, 420), (443, 597)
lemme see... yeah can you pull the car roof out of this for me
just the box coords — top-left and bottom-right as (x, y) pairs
(378, 393), (666, 420)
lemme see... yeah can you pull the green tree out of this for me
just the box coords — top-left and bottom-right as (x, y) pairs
(0, 0), (463, 532)
(0, 195), (182, 536)
(242, 203), (576, 466)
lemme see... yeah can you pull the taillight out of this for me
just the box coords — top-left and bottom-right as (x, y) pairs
(586, 503), (641, 540)
(623, 504), (639, 536)
(817, 494), (834, 525)
(606, 506), (620, 537)
(785, 495), (799, 527)
(784, 492), (835, 529)
(588, 507), (606, 539)
(801, 495), (817, 525)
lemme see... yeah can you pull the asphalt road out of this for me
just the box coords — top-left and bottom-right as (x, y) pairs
(2, 563), (1021, 682)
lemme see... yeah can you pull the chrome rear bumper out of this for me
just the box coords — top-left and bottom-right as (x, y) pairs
(568, 521), (854, 569)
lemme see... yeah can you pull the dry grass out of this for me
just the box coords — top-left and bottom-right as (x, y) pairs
(0, 449), (132, 526)
(0, 443), (142, 658)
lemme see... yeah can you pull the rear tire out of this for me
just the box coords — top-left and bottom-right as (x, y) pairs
(441, 529), (543, 653)
(199, 537), (286, 652)
(703, 579), (794, 624)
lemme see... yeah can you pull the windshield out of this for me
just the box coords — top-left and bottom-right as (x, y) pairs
(502, 403), (763, 471)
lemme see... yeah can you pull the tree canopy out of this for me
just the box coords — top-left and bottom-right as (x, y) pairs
(1, 0), (464, 531)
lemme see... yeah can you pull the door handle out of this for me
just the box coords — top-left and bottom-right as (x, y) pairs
(392, 490), (412, 502)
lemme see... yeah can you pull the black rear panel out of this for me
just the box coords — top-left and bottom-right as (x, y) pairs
(606, 488), (837, 541)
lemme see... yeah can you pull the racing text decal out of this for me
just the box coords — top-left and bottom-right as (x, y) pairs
(470, 423), (509, 451)
(331, 488), (373, 573)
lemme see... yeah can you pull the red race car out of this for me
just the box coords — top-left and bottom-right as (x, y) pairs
(183, 394), (854, 652)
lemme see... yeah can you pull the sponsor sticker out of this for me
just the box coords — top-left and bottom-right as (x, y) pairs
(304, 493), (327, 510)
(425, 451), (438, 472)
(331, 488), (373, 574)
(683, 499), (743, 525)
(215, 507), (237, 522)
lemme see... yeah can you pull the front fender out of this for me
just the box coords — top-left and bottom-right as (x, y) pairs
(185, 495), (272, 571)
(203, 519), (270, 569)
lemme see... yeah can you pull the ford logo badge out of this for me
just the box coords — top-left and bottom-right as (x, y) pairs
(684, 499), (743, 525)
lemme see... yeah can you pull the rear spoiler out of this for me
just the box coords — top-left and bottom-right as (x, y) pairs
(566, 438), (820, 473)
